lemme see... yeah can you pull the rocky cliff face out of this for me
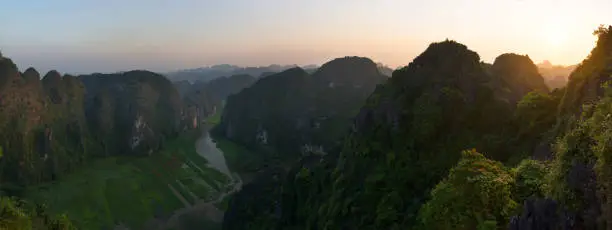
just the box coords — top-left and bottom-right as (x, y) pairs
(79, 71), (183, 156)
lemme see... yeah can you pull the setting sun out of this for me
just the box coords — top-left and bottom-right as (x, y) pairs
(543, 24), (570, 47)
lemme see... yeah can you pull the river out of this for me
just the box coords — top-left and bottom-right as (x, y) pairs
(195, 131), (232, 177)
(196, 129), (243, 204)
(146, 129), (242, 230)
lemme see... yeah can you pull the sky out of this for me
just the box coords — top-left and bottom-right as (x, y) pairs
(0, 0), (610, 74)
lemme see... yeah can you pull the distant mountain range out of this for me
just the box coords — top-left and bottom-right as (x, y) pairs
(165, 64), (317, 83)
(536, 60), (577, 89)
(165, 62), (394, 83)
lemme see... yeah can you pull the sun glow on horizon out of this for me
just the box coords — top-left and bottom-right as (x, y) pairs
(543, 24), (570, 47)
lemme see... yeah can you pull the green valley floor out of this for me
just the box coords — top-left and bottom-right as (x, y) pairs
(25, 130), (240, 230)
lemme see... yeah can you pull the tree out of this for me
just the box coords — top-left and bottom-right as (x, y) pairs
(0, 197), (75, 230)
(418, 150), (517, 229)
(512, 159), (547, 202)
(514, 91), (558, 137)
(593, 24), (611, 36)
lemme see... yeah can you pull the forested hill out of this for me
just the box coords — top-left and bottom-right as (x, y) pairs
(216, 56), (387, 159)
(221, 27), (612, 229)
(276, 41), (543, 229)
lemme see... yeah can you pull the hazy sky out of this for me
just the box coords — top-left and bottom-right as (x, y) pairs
(1, 0), (610, 74)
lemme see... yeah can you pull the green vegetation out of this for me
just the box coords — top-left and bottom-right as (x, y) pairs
(513, 159), (548, 202)
(213, 137), (262, 175)
(25, 131), (230, 230)
(418, 150), (517, 230)
(0, 197), (74, 230)
(206, 108), (223, 125)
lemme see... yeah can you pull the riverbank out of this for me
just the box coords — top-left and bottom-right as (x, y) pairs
(24, 129), (236, 230)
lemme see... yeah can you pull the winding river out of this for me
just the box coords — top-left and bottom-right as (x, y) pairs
(196, 130), (243, 204)
(150, 129), (242, 230)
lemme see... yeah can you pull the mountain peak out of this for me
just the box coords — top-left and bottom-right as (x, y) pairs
(413, 40), (480, 66)
(313, 56), (383, 85)
(42, 70), (62, 84)
(23, 67), (41, 83)
(491, 53), (548, 104)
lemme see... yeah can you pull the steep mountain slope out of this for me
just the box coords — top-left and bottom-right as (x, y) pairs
(216, 57), (387, 157)
(217, 67), (311, 155)
(559, 26), (612, 115)
(277, 41), (516, 229)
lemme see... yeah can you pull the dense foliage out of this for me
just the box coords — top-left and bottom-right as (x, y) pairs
(0, 196), (74, 230)
(418, 150), (517, 230)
